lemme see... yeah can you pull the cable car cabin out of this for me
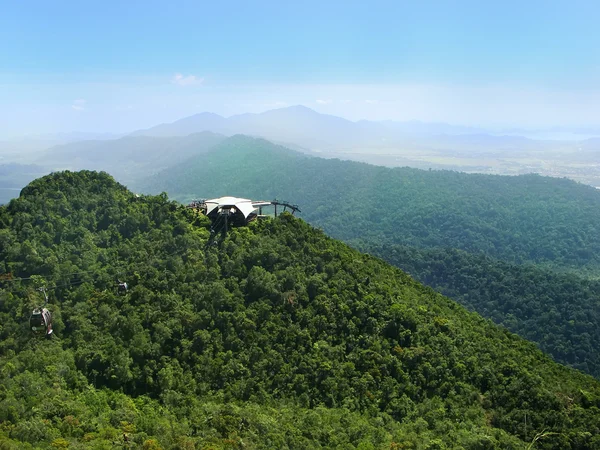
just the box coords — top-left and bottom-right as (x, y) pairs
(117, 281), (128, 293)
(30, 308), (53, 337)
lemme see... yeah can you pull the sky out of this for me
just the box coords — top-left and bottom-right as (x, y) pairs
(1, 0), (599, 136)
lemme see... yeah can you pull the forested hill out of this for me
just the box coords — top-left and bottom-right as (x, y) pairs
(136, 135), (600, 381)
(2, 172), (600, 448)
(138, 135), (600, 273)
(356, 242), (600, 378)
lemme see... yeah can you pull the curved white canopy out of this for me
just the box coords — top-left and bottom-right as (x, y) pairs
(205, 196), (257, 219)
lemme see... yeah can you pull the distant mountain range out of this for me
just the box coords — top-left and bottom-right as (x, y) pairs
(4, 106), (600, 157)
(130, 105), (534, 150)
(1, 105), (600, 206)
(129, 106), (600, 164)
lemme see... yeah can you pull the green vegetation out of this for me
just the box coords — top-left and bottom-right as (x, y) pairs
(136, 135), (600, 380)
(139, 135), (600, 273)
(2, 170), (600, 448)
(357, 243), (600, 378)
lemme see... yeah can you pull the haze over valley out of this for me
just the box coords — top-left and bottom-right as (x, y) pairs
(3, 105), (600, 206)
(131, 105), (600, 187)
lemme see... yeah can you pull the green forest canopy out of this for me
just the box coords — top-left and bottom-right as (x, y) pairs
(356, 242), (600, 379)
(138, 135), (600, 273)
(1, 171), (600, 449)
(136, 135), (600, 381)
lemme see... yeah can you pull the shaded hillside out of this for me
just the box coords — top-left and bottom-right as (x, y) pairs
(38, 131), (225, 185)
(2, 171), (600, 448)
(138, 135), (600, 273)
(357, 242), (600, 378)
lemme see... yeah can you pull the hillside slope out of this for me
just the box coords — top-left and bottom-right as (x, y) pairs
(138, 135), (600, 272)
(2, 171), (600, 448)
(136, 135), (600, 380)
(357, 242), (600, 378)
(37, 131), (225, 185)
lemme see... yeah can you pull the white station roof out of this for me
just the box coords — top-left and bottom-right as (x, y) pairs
(205, 196), (258, 219)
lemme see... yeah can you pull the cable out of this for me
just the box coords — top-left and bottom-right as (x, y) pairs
(3, 240), (200, 289)
(0, 269), (98, 284)
(47, 279), (88, 291)
(2, 221), (204, 291)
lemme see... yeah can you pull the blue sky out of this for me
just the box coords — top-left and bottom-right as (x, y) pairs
(1, 0), (599, 135)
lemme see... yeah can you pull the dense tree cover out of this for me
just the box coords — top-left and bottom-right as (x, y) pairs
(137, 135), (600, 273)
(135, 135), (600, 380)
(1, 171), (600, 448)
(356, 243), (600, 379)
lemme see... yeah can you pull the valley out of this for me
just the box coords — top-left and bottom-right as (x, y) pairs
(319, 144), (600, 187)
(3, 107), (600, 207)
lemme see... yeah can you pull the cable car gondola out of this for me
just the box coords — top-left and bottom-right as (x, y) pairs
(30, 307), (53, 337)
(30, 287), (53, 337)
(117, 280), (128, 294)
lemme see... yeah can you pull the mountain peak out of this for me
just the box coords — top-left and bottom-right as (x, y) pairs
(188, 111), (225, 119)
(252, 104), (323, 118)
(280, 104), (319, 113)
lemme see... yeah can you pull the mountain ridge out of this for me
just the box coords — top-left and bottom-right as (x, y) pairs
(139, 135), (600, 271)
(136, 135), (600, 381)
(129, 105), (512, 146)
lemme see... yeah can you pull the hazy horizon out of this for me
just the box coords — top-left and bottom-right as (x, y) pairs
(3, 103), (600, 142)
(2, 0), (599, 138)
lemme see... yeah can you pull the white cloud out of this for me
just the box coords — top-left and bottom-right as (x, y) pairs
(71, 99), (86, 111)
(172, 73), (204, 87)
(316, 99), (332, 105)
(365, 99), (378, 104)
